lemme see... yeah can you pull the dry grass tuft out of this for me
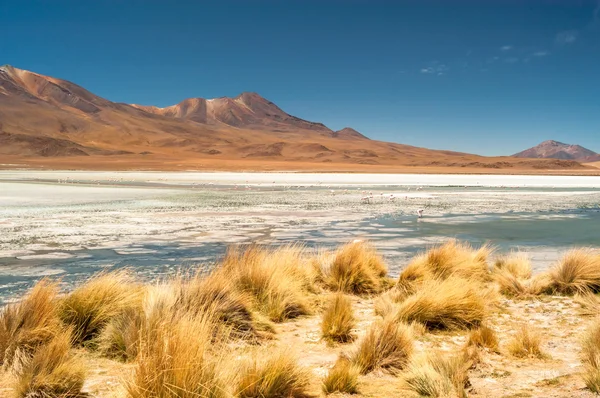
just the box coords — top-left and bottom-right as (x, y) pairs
(395, 277), (487, 330)
(400, 351), (471, 398)
(582, 318), (600, 393)
(466, 324), (499, 352)
(399, 240), (491, 286)
(575, 293), (600, 316)
(222, 245), (313, 322)
(97, 307), (142, 362)
(235, 350), (313, 398)
(321, 293), (356, 343)
(180, 270), (262, 338)
(322, 356), (360, 395)
(351, 316), (413, 375)
(545, 249), (600, 295)
(506, 325), (546, 359)
(124, 311), (230, 398)
(321, 241), (388, 295)
(494, 253), (532, 279)
(58, 271), (143, 344)
(492, 253), (534, 298)
(374, 287), (410, 317)
(525, 272), (554, 296)
(0, 279), (62, 368)
(13, 328), (86, 398)
(493, 270), (529, 298)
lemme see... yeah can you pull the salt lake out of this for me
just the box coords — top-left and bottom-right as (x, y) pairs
(1, 171), (599, 302)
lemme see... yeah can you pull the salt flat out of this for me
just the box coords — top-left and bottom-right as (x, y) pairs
(2, 170), (600, 187)
(0, 171), (599, 302)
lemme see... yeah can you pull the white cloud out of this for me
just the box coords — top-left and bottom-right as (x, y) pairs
(555, 30), (578, 44)
(533, 51), (549, 57)
(500, 45), (513, 51)
(504, 57), (519, 64)
(420, 63), (448, 75)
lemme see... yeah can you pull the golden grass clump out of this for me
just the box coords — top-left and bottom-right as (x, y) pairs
(322, 356), (360, 395)
(546, 249), (600, 295)
(400, 351), (471, 398)
(582, 318), (600, 393)
(506, 325), (546, 359)
(321, 293), (356, 343)
(222, 245), (312, 322)
(395, 277), (487, 330)
(575, 293), (600, 316)
(399, 240), (491, 287)
(0, 279), (62, 368)
(466, 324), (499, 352)
(97, 307), (142, 362)
(13, 328), (86, 398)
(124, 312), (230, 398)
(374, 287), (410, 317)
(235, 350), (313, 398)
(351, 316), (413, 375)
(58, 271), (143, 344)
(494, 253), (532, 279)
(179, 270), (261, 338)
(321, 241), (388, 295)
(98, 281), (180, 362)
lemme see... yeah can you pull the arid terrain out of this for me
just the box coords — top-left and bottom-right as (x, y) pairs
(1, 65), (598, 174)
(2, 241), (600, 398)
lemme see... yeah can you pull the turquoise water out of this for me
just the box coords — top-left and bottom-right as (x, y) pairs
(1, 173), (599, 303)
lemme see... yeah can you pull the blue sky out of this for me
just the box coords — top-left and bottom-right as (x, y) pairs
(1, 0), (599, 155)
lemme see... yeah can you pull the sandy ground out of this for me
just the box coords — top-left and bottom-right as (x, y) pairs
(2, 155), (600, 175)
(0, 293), (595, 398)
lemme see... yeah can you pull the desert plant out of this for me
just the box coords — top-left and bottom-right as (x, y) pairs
(399, 240), (491, 286)
(0, 279), (62, 368)
(546, 249), (600, 295)
(180, 269), (260, 337)
(123, 312), (230, 398)
(400, 351), (470, 398)
(235, 350), (313, 398)
(321, 293), (355, 343)
(351, 316), (413, 375)
(58, 271), (143, 344)
(494, 253), (532, 279)
(395, 277), (487, 330)
(466, 324), (499, 352)
(222, 245), (312, 322)
(97, 307), (142, 362)
(13, 328), (86, 398)
(525, 272), (554, 295)
(322, 356), (360, 395)
(576, 293), (600, 316)
(374, 287), (410, 317)
(493, 269), (529, 298)
(582, 318), (600, 393)
(506, 325), (546, 358)
(321, 241), (388, 295)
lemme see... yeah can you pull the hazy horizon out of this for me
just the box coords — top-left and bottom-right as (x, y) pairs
(2, 0), (599, 155)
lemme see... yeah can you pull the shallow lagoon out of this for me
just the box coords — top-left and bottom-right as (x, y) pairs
(1, 171), (599, 302)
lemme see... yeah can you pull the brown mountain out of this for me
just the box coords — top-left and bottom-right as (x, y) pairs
(514, 140), (600, 162)
(0, 65), (593, 172)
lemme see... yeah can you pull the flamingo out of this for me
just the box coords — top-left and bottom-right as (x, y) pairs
(417, 209), (424, 218)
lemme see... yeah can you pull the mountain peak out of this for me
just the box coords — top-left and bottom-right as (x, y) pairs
(540, 139), (567, 146)
(332, 127), (369, 140)
(514, 140), (600, 162)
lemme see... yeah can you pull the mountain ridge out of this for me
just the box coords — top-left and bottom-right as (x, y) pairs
(514, 140), (600, 162)
(0, 65), (593, 172)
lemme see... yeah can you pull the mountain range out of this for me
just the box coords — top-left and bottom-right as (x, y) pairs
(514, 140), (600, 162)
(0, 65), (596, 172)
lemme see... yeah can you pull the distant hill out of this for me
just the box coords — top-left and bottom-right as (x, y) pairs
(0, 65), (593, 171)
(514, 140), (600, 162)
